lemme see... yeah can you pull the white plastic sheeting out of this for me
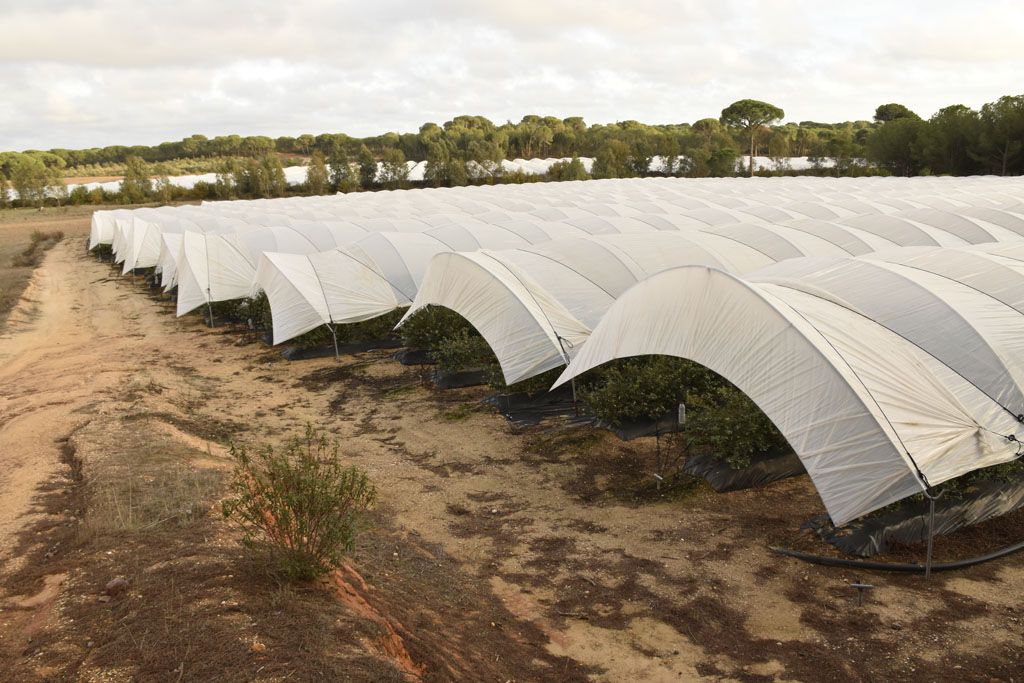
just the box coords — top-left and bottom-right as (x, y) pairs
(98, 176), (1024, 261)
(121, 212), (207, 274)
(751, 254), (1024, 414)
(94, 176), (1024, 360)
(253, 223), (592, 344)
(401, 231), (778, 383)
(253, 232), (451, 343)
(89, 209), (132, 250)
(554, 254), (1024, 526)
(157, 233), (184, 290)
(175, 222), (369, 316)
(402, 202), (1024, 386)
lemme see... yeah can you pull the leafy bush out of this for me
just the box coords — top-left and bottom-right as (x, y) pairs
(579, 356), (717, 426)
(206, 298), (245, 324)
(430, 328), (496, 372)
(546, 157), (590, 182)
(874, 458), (1024, 516)
(401, 307), (566, 394)
(578, 355), (788, 471)
(291, 309), (404, 349)
(937, 459), (1024, 501)
(89, 243), (113, 259)
(222, 426), (377, 581)
(487, 366), (563, 397)
(684, 384), (788, 470)
(245, 292), (272, 331)
(341, 308), (404, 342)
(206, 294), (273, 330)
(399, 305), (476, 350)
(400, 305), (507, 376)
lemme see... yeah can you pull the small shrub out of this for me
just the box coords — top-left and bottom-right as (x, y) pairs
(400, 307), (566, 393)
(546, 157), (590, 182)
(342, 308), (404, 343)
(399, 305), (476, 350)
(203, 298), (248, 325)
(291, 323), (335, 350)
(13, 229), (64, 267)
(400, 306), (507, 376)
(430, 328), (496, 372)
(89, 243), (113, 260)
(938, 459), (1024, 500)
(245, 292), (272, 331)
(487, 366), (563, 397)
(875, 459), (1024, 515)
(222, 426), (377, 580)
(207, 294), (276, 331)
(579, 355), (788, 471)
(684, 384), (788, 470)
(579, 356), (717, 426)
(291, 309), (404, 349)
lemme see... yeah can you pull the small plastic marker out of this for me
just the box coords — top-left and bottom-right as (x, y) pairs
(850, 582), (874, 607)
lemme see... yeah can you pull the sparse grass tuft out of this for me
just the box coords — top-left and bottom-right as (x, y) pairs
(524, 427), (603, 456)
(82, 463), (223, 537)
(78, 432), (224, 541)
(12, 229), (64, 267)
(441, 402), (476, 421)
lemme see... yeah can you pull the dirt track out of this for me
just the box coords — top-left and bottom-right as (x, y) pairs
(1, 240), (1023, 681)
(0, 243), (132, 552)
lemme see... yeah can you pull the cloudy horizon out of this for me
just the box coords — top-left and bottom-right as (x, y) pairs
(3, 0), (1023, 152)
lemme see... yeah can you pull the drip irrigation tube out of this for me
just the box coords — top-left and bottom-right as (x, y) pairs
(770, 538), (1024, 573)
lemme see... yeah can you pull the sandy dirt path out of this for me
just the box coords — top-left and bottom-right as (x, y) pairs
(0, 244), (139, 562)
(2, 241), (1023, 681)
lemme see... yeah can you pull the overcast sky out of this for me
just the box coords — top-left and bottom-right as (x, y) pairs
(2, 0), (1023, 151)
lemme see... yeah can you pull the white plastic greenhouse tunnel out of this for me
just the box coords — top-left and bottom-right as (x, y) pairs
(252, 187), (1024, 350)
(89, 208), (133, 250)
(86, 174), (1024, 530)
(553, 245), (1024, 526)
(251, 222), (596, 344)
(174, 221), (371, 317)
(402, 203), (1024, 386)
(91, 175), (1024, 256)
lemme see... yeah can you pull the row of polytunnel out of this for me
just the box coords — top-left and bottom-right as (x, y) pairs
(90, 175), (1024, 526)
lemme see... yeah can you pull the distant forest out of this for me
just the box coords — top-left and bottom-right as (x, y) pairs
(1, 94), (1022, 208)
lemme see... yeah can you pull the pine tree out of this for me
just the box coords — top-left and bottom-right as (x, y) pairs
(306, 150), (329, 195)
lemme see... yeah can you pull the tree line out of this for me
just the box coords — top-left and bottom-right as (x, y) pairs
(2, 94), (1021, 208)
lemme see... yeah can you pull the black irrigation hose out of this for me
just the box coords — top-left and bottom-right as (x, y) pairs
(770, 538), (1024, 573)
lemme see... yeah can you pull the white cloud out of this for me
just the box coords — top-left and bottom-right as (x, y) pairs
(1, 0), (1022, 150)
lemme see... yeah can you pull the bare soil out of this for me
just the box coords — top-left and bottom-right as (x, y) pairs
(1, 239), (1022, 682)
(0, 207), (92, 323)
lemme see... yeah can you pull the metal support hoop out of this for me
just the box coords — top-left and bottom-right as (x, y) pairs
(327, 323), (340, 359)
(923, 487), (945, 580)
(556, 335), (578, 416)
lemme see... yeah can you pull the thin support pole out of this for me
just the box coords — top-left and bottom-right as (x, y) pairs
(921, 485), (946, 581)
(557, 335), (578, 416)
(570, 375), (579, 417)
(327, 323), (340, 359)
(206, 285), (215, 327)
(654, 430), (662, 490)
(925, 493), (937, 580)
